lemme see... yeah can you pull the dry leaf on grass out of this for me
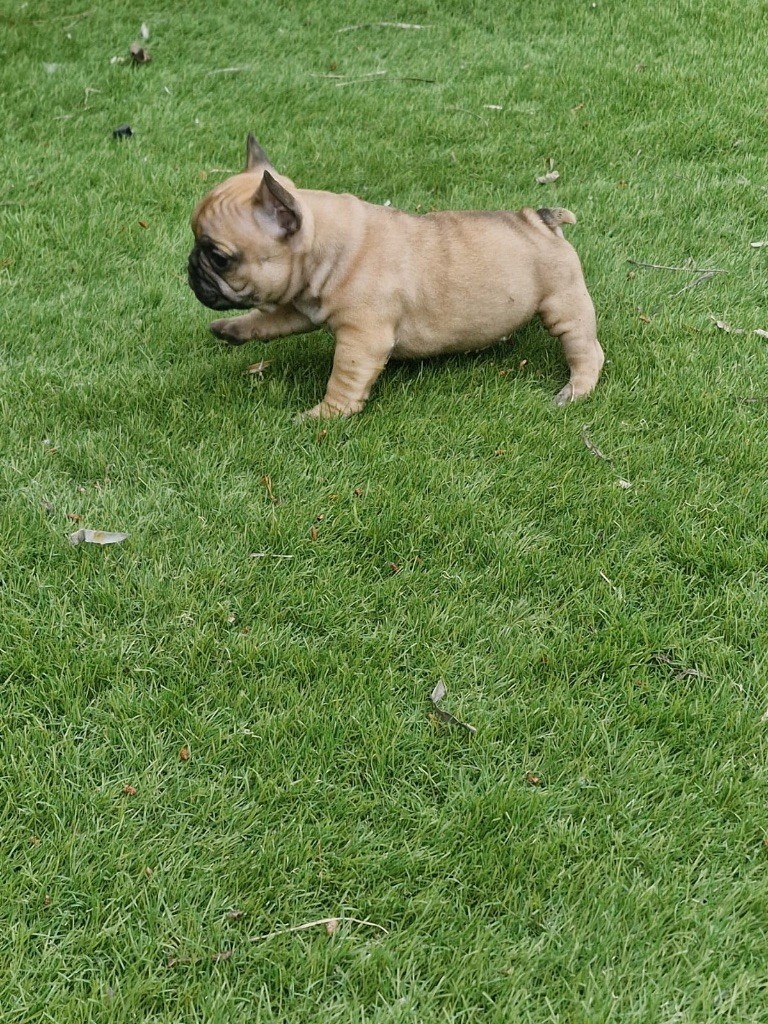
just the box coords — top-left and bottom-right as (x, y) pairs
(750, 241), (768, 248)
(428, 681), (476, 734)
(179, 745), (190, 762)
(710, 317), (745, 334)
(754, 329), (768, 339)
(226, 909), (246, 921)
(69, 529), (129, 546)
(166, 954), (195, 968)
(325, 918), (340, 935)
(122, 784), (137, 796)
(525, 771), (542, 786)
(261, 475), (277, 503)
(430, 680), (447, 703)
(211, 950), (234, 963)
(140, 22), (149, 40)
(536, 170), (560, 184)
(245, 360), (272, 376)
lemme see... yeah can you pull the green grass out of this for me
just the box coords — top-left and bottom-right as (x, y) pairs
(2, 1), (768, 1020)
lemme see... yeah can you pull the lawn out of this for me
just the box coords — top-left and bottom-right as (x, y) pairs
(2, 1), (768, 1021)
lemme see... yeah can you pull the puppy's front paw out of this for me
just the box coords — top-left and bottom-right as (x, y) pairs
(209, 318), (250, 346)
(295, 402), (333, 423)
(295, 400), (360, 423)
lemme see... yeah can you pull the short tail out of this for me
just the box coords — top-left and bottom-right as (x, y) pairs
(537, 207), (577, 237)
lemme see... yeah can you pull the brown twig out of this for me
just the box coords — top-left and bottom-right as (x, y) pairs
(336, 22), (429, 32)
(446, 106), (489, 126)
(335, 74), (436, 87)
(581, 427), (632, 489)
(667, 271), (718, 299)
(581, 425), (608, 461)
(652, 652), (707, 680)
(627, 259), (728, 274)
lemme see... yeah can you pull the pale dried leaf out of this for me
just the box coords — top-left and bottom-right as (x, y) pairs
(140, 22), (149, 39)
(250, 917), (388, 942)
(211, 949), (234, 963)
(245, 360), (272, 375)
(536, 170), (560, 184)
(754, 329), (768, 339)
(227, 909), (246, 921)
(710, 317), (745, 334)
(430, 681), (447, 704)
(325, 918), (340, 935)
(750, 241), (768, 248)
(69, 529), (129, 546)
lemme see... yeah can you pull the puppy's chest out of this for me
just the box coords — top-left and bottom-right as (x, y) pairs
(292, 294), (326, 327)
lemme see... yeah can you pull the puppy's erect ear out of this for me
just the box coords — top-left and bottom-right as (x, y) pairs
(245, 133), (272, 172)
(254, 170), (302, 238)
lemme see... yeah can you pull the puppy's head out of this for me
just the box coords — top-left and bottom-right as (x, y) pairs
(188, 135), (307, 311)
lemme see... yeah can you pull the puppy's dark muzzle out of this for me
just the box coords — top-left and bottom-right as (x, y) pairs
(187, 248), (237, 311)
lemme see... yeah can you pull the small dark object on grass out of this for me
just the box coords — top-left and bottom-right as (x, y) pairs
(112, 123), (133, 139)
(130, 43), (151, 64)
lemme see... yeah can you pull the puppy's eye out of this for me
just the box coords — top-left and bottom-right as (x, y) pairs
(208, 249), (230, 272)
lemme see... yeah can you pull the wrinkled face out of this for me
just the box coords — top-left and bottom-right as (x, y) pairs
(188, 168), (303, 311)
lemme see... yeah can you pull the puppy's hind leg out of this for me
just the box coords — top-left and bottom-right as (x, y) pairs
(539, 285), (604, 405)
(209, 306), (314, 346)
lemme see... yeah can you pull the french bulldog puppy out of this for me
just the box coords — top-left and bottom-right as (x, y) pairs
(188, 135), (604, 418)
